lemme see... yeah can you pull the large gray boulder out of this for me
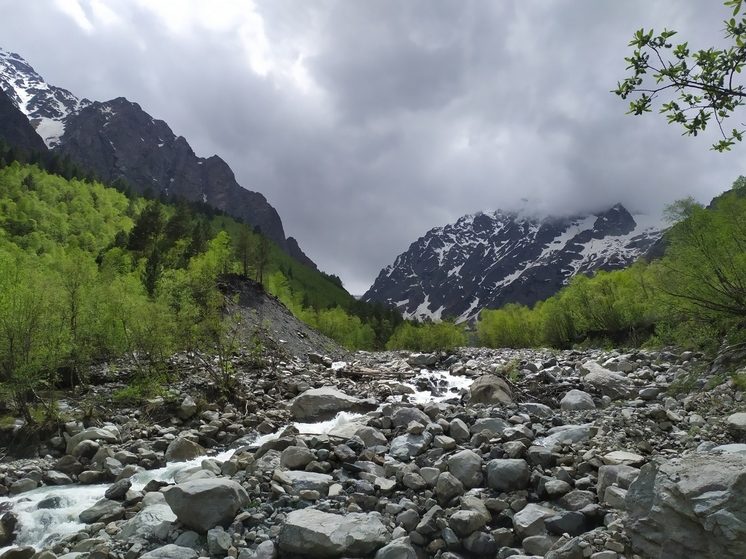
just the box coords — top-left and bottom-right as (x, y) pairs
(65, 426), (119, 454)
(290, 387), (375, 421)
(559, 389), (595, 411)
(79, 499), (124, 523)
(726, 412), (746, 437)
(469, 375), (512, 405)
(164, 478), (249, 532)
(579, 361), (634, 400)
(448, 450), (483, 489)
(117, 501), (176, 541)
(389, 432), (432, 461)
(278, 509), (390, 557)
(140, 545), (198, 559)
(626, 454), (746, 559)
(165, 438), (206, 463)
(486, 459), (530, 492)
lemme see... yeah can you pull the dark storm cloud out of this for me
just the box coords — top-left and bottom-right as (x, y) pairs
(0, 0), (743, 294)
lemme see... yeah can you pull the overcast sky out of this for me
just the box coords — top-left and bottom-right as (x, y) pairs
(0, 0), (744, 294)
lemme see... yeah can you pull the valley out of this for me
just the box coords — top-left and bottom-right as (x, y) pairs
(1, 2), (746, 558)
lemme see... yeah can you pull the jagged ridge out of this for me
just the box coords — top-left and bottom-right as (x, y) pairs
(363, 204), (664, 322)
(0, 48), (316, 269)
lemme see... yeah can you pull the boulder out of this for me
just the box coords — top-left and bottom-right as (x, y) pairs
(470, 417), (510, 436)
(374, 538), (417, 559)
(117, 502), (176, 541)
(486, 459), (530, 491)
(177, 396), (198, 420)
(726, 412), (746, 437)
(579, 361), (634, 400)
(535, 424), (595, 451)
(65, 426), (119, 454)
(278, 509), (390, 557)
(449, 510), (486, 537)
(79, 499), (124, 523)
(391, 407), (430, 428)
(626, 453), (746, 559)
(512, 503), (556, 538)
(139, 545), (198, 559)
(165, 438), (206, 463)
(448, 449), (483, 489)
(280, 446), (315, 469)
(469, 375), (512, 405)
(389, 432), (432, 461)
(164, 478), (249, 532)
(290, 387), (374, 421)
(407, 353), (439, 367)
(559, 390), (595, 411)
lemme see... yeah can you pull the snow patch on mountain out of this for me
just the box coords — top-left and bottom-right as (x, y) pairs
(363, 205), (665, 323)
(0, 48), (90, 147)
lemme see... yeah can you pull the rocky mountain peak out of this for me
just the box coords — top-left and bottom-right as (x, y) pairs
(0, 48), (90, 147)
(363, 205), (664, 322)
(0, 47), (317, 269)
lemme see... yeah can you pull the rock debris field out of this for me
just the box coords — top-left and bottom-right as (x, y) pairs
(1, 347), (745, 559)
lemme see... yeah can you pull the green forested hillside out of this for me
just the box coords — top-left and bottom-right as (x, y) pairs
(477, 177), (746, 352)
(0, 161), (401, 419)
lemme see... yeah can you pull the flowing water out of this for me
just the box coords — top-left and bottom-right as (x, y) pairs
(1, 369), (472, 551)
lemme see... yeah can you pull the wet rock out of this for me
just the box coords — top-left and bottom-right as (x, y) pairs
(626, 453), (746, 559)
(79, 499), (124, 523)
(278, 509), (390, 558)
(43, 471), (72, 486)
(0, 512), (17, 546)
(290, 387), (373, 421)
(164, 478), (249, 533)
(165, 437), (206, 463)
(0, 547), (34, 559)
(9, 479), (37, 495)
(104, 478), (131, 501)
(469, 374), (513, 405)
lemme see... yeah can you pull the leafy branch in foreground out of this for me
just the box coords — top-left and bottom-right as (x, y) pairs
(614, 0), (746, 151)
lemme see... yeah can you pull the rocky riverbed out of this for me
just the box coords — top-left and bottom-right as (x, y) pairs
(1, 347), (745, 559)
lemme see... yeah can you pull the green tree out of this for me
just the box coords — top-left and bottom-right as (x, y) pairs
(614, 0), (746, 151)
(0, 252), (65, 420)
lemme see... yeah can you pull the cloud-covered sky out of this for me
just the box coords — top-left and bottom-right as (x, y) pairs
(1, 0), (744, 294)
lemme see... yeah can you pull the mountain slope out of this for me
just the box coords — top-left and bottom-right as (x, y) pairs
(0, 48), (315, 268)
(363, 204), (664, 322)
(0, 87), (47, 154)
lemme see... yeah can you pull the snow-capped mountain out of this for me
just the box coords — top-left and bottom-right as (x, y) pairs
(0, 48), (315, 268)
(0, 50), (89, 148)
(363, 204), (664, 322)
